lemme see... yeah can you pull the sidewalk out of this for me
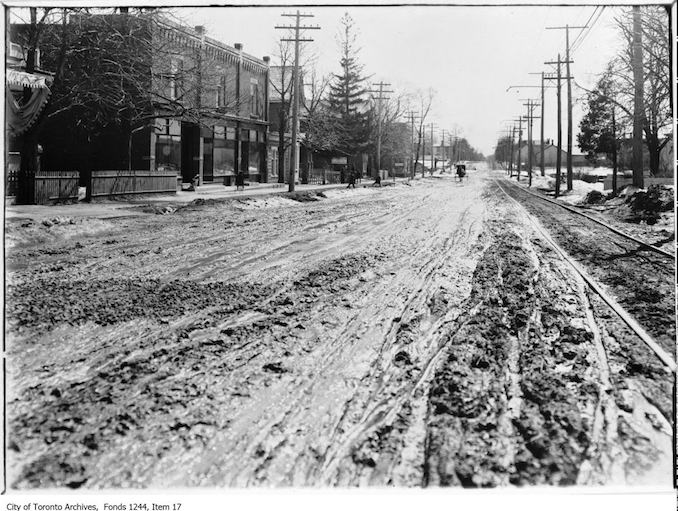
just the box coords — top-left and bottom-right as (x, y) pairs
(4, 179), (392, 222)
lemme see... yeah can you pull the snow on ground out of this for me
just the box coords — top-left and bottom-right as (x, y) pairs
(510, 170), (605, 204)
(4, 216), (117, 251)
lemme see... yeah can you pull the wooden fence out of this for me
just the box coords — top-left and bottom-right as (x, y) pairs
(34, 171), (80, 204)
(5, 152), (21, 197)
(91, 170), (177, 198)
(307, 169), (342, 185)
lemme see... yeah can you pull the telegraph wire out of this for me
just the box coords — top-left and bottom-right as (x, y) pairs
(571, 6), (607, 55)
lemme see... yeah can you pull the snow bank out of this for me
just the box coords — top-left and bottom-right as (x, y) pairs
(5, 216), (115, 250)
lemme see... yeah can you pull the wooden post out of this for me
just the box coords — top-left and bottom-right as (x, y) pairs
(540, 72), (545, 176)
(565, 25), (573, 191)
(631, 6), (645, 189)
(509, 125), (515, 175)
(516, 118), (523, 181)
(612, 106), (618, 194)
(556, 54), (562, 197)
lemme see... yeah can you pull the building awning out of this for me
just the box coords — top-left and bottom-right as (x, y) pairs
(6, 70), (52, 136)
(6, 69), (52, 89)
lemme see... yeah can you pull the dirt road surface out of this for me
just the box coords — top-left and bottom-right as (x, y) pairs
(5, 169), (674, 489)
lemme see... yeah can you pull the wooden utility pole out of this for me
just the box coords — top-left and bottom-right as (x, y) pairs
(611, 106), (618, 193)
(507, 117), (524, 180)
(407, 111), (421, 179)
(276, 11), (320, 192)
(428, 123), (437, 174)
(529, 72), (556, 177)
(631, 6), (645, 188)
(507, 117), (524, 179)
(545, 55), (571, 197)
(421, 126), (426, 177)
(546, 24), (586, 191)
(516, 118), (524, 181)
(521, 100), (540, 187)
(367, 81), (393, 178)
(509, 125), (516, 174)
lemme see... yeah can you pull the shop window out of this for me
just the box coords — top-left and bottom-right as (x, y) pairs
(156, 134), (181, 173)
(217, 75), (227, 107)
(250, 79), (259, 117)
(270, 147), (278, 176)
(214, 138), (235, 176)
(170, 59), (184, 100)
(248, 143), (259, 173)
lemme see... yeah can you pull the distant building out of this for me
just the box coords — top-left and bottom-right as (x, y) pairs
(518, 142), (591, 167)
(267, 65), (299, 183)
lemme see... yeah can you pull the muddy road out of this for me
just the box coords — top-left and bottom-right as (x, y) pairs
(5, 170), (674, 489)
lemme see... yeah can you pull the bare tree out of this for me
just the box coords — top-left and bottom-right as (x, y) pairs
(9, 7), (244, 202)
(269, 40), (295, 183)
(302, 68), (339, 175)
(611, 6), (672, 175)
(369, 92), (406, 173)
(410, 88), (434, 178)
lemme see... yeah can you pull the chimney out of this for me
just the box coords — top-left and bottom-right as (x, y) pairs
(234, 43), (243, 51)
(195, 25), (204, 35)
(263, 56), (270, 65)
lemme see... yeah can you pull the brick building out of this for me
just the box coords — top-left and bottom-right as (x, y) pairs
(12, 12), (271, 192)
(149, 19), (270, 185)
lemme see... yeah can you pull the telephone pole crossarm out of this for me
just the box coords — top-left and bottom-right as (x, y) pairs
(275, 10), (321, 191)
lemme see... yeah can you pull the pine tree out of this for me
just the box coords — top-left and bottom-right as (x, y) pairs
(578, 70), (619, 164)
(327, 13), (370, 165)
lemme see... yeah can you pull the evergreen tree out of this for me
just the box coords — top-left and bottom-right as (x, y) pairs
(327, 13), (370, 164)
(578, 70), (619, 164)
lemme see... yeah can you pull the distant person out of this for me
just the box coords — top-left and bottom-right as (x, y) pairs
(347, 166), (356, 189)
(456, 164), (466, 181)
(235, 172), (245, 191)
(372, 174), (382, 187)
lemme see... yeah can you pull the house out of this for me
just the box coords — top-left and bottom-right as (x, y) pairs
(517, 142), (592, 168)
(5, 33), (54, 199)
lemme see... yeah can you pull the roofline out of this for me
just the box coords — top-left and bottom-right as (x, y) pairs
(156, 17), (267, 69)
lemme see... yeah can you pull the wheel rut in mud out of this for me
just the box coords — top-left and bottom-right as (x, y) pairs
(421, 207), (672, 487)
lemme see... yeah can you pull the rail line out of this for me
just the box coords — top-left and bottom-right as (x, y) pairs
(501, 178), (673, 259)
(494, 178), (676, 373)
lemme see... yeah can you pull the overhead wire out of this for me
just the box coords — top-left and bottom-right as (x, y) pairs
(571, 6), (607, 55)
(569, 6), (599, 50)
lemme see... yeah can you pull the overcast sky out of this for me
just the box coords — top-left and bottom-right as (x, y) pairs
(174, 3), (634, 156)
(9, 2), (653, 156)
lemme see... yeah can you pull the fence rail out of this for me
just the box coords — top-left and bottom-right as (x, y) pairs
(307, 169), (342, 185)
(34, 171), (80, 204)
(91, 171), (177, 197)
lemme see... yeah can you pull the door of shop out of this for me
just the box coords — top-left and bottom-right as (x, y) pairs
(202, 135), (214, 182)
(181, 122), (200, 183)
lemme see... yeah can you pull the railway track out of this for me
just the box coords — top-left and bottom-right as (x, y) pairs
(493, 177), (675, 373)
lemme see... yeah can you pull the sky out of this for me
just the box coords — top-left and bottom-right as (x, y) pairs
(173, 3), (635, 156)
(8, 2), (660, 156)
